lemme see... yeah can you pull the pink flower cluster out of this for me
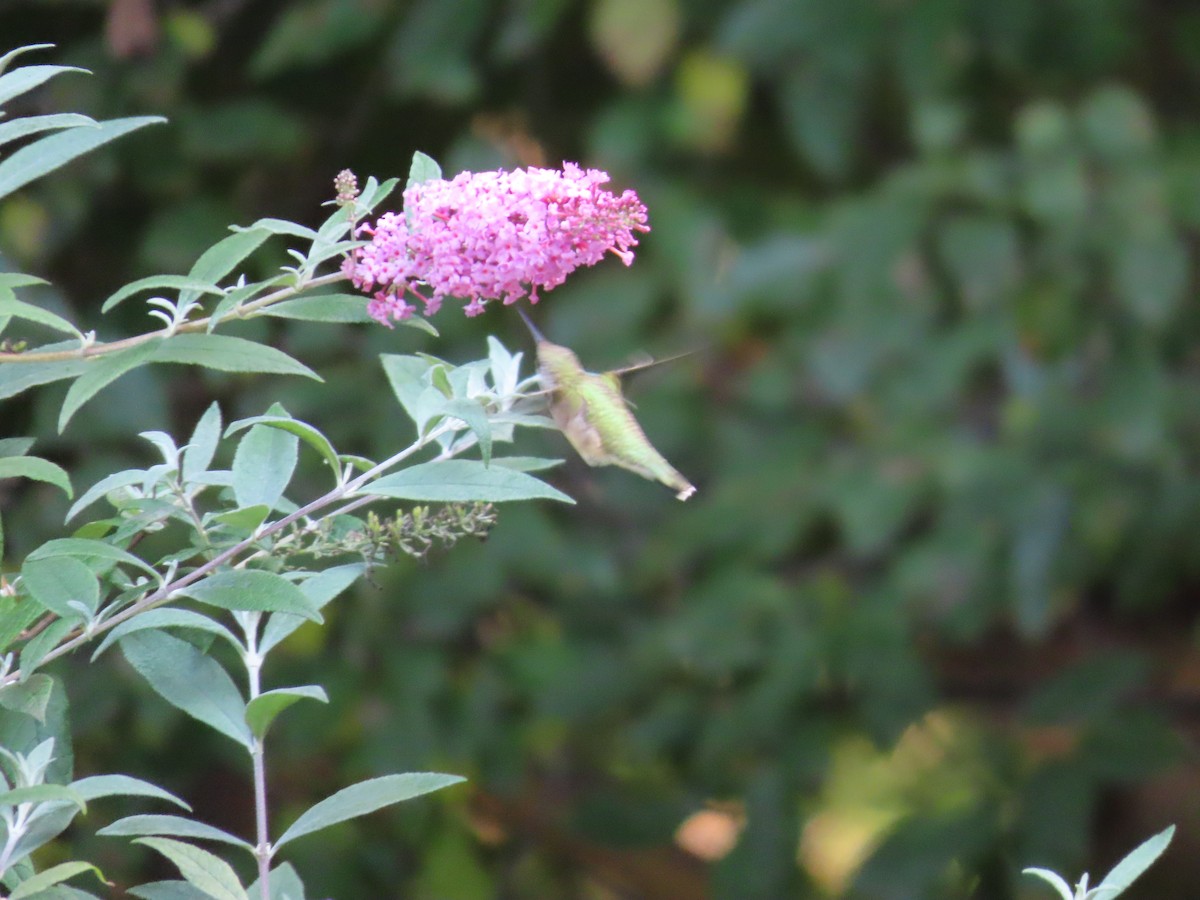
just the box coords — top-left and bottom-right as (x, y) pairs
(343, 163), (650, 324)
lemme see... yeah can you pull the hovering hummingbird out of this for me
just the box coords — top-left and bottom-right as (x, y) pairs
(518, 309), (696, 501)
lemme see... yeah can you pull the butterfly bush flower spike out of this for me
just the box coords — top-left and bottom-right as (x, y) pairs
(344, 163), (650, 325)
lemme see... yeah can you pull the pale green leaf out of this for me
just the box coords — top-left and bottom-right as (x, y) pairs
(150, 334), (319, 380)
(367, 459), (573, 504)
(0, 116), (165, 200)
(274, 773), (464, 849)
(9, 860), (104, 899)
(0, 455), (72, 498)
(101, 276), (223, 313)
(133, 838), (248, 900)
(71, 774), (190, 809)
(1095, 825), (1175, 897)
(244, 686), (328, 740)
(100, 815), (252, 852)
(176, 570), (321, 622)
(231, 420), (299, 510)
(120, 631), (251, 748)
(21, 556), (99, 618)
(0, 113), (96, 150)
(226, 415), (338, 483)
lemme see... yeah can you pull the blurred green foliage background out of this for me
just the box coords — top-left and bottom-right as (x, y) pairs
(2, 0), (1200, 896)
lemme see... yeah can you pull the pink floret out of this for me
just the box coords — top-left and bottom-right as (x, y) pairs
(344, 163), (649, 326)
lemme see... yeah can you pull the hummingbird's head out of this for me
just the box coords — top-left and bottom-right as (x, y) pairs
(535, 340), (584, 386)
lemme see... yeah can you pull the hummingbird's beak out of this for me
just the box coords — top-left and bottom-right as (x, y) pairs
(517, 307), (546, 343)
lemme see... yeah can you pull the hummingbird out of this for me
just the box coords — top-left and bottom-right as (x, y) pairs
(518, 309), (696, 501)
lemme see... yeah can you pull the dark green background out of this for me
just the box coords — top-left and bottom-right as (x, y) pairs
(2, 0), (1199, 896)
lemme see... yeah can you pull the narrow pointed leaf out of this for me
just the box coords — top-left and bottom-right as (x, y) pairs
(120, 631), (251, 748)
(0, 674), (54, 721)
(71, 775), (190, 809)
(0, 296), (81, 338)
(274, 773), (464, 849)
(133, 838), (249, 900)
(128, 882), (213, 900)
(231, 421), (298, 509)
(259, 563), (363, 654)
(22, 556), (99, 617)
(176, 570), (321, 622)
(99, 815), (252, 852)
(8, 860), (104, 899)
(0, 455), (72, 498)
(1021, 868), (1074, 900)
(100, 277), (222, 313)
(150, 334), (319, 380)
(244, 686), (328, 740)
(0, 113), (96, 149)
(367, 459), (573, 504)
(0, 116), (165, 200)
(1095, 825), (1175, 896)
(93, 609), (240, 661)
(247, 862), (305, 900)
(226, 416), (338, 483)
(0, 64), (88, 106)
(0, 784), (85, 810)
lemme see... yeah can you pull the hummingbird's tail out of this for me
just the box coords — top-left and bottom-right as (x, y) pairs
(516, 307), (547, 343)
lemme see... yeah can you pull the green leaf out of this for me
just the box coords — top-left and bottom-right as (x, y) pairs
(226, 415), (339, 482)
(99, 815), (252, 852)
(0, 44), (55, 77)
(66, 469), (146, 521)
(0, 64), (88, 107)
(128, 882), (213, 900)
(1021, 868), (1074, 900)
(9, 861), (104, 899)
(28, 538), (161, 585)
(0, 784), (85, 811)
(244, 686), (328, 739)
(230, 218), (317, 240)
(0, 296), (81, 339)
(259, 563), (363, 655)
(101, 276), (224, 313)
(0, 113), (96, 150)
(0, 355), (88, 402)
(208, 505), (270, 536)
(176, 570), (322, 622)
(367, 459), (573, 504)
(406, 150), (443, 191)
(260, 293), (374, 323)
(231, 420), (299, 510)
(0, 116), (165, 201)
(133, 838), (249, 900)
(18, 618), (75, 678)
(182, 403), (222, 482)
(439, 398), (492, 465)
(274, 773), (465, 849)
(150, 334), (320, 381)
(120, 631), (251, 748)
(93, 609), (240, 661)
(0, 674), (55, 722)
(184, 230), (272, 302)
(0, 455), (72, 498)
(246, 862), (306, 900)
(0, 437), (35, 457)
(21, 556), (100, 618)
(1095, 825), (1175, 897)
(71, 774), (190, 809)
(490, 456), (564, 472)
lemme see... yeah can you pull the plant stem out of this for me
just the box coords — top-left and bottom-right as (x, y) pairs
(0, 421), (455, 687)
(242, 615), (272, 900)
(0, 272), (347, 365)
